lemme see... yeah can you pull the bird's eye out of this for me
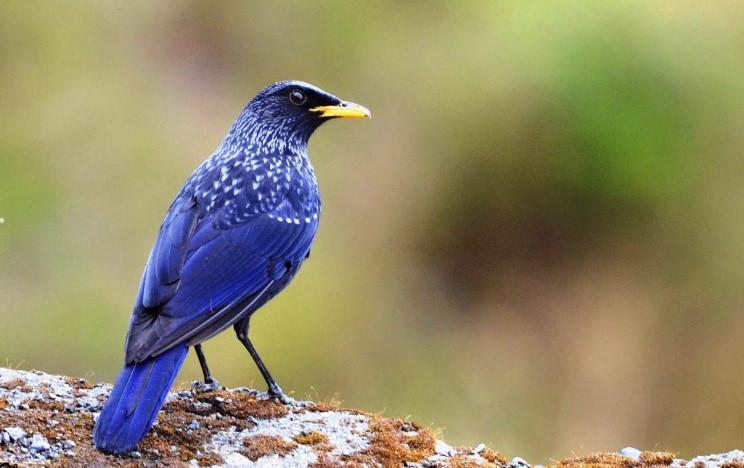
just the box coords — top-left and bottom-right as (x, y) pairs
(289, 90), (307, 106)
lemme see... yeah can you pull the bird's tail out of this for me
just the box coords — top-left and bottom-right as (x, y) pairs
(93, 345), (188, 454)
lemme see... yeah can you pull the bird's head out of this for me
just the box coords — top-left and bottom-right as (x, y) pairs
(231, 80), (370, 152)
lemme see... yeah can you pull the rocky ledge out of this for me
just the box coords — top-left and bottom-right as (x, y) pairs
(0, 368), (741, 467)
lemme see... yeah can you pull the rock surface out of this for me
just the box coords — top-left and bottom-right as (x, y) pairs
(0, 367), (742, 467)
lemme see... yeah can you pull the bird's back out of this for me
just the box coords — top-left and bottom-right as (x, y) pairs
(125, 143), (320, 363)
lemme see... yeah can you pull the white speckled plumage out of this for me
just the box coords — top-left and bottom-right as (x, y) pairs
(184, 81), (333, 229)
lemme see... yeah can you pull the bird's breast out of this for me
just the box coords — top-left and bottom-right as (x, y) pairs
(193, 152), (320, 229)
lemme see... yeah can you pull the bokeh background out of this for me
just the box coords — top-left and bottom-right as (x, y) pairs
(2, 1), (744, 462)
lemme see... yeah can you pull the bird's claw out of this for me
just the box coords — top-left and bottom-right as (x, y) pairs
(233, 387), (263, 398)
(191, 378), (221, 394)
(279, 396), (314, 408)
(272, 393), (313, 407)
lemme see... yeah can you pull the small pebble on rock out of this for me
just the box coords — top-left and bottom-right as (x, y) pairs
(3, 426), (27, 442)
(30, 433), (51, 452)
(435, 439), (455, 457)
(620, 447), (642, 460)
(510, 456), (530, 467)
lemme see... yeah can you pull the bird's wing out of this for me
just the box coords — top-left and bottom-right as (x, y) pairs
(138, 195), (201, 309)
(125, 195), (318, 363)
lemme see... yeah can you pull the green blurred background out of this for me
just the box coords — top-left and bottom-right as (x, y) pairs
(1, 1), (743, 462)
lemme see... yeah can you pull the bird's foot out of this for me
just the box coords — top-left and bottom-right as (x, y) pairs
(271, 392), (313, 407)
(191, 378), (221, 394)
(232, 387), (262, 398)
(233, 387), (313, 407)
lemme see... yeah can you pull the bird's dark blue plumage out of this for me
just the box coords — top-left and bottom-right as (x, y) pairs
(94, 80), (369, 454)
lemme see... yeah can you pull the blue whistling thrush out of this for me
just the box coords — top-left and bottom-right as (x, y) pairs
(93, 81), (370, 454)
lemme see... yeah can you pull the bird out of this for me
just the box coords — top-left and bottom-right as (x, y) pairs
(93, 80), (370, 454)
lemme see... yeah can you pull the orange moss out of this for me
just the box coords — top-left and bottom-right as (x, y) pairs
(240, 434), (297, 461)
(557, 451), (676, 467)
(310, 401), (343, 413)
(480, 447), (510, 465)
(639, 451), (676, 465)
(293, 430), (330, 446)
(140, 391), (258, 462)
(193, 389), (290, 419)
(449, 455), (507, 467)
(1, 378), (24, 390)
(339, 416), (437, 466)
(196, 452), (225, 466)
(65, 376), (93, 390)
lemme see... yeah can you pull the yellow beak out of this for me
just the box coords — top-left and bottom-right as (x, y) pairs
(310, 101), (371, 119)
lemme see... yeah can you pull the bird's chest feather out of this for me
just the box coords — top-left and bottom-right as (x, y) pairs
(192, 152), (321, 229)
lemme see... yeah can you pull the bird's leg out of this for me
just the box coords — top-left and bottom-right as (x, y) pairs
(233, 320), (308, 406)
(233, 320), (283, 399)
(195, 344), (218, 385)
(190, 344), (221, 393)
